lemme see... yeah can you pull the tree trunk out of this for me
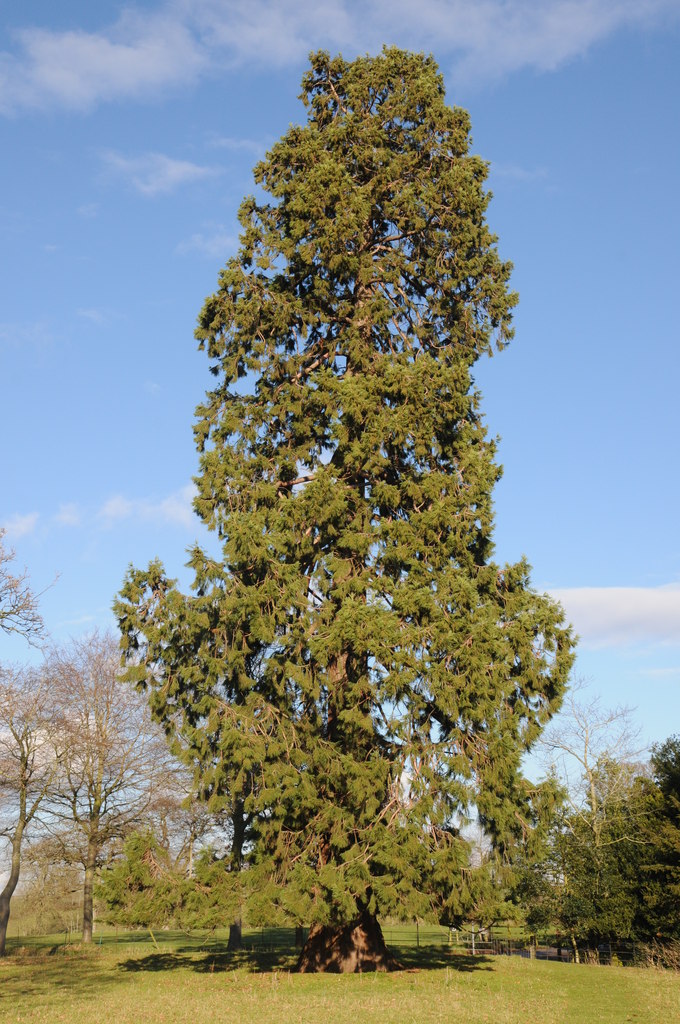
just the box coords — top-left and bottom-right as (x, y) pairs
(295, 924), (305, 948)
(0, 890), (13, 958)
(0, 826), (24, 956)
(225, 802), (247, 951)
(227, 920), (242, 950)
(297, 909), (401, 973)
(82, 836), (98, 944)
(570, 932), (580, 964)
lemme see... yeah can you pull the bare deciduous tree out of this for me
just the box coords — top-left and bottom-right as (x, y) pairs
(540, 681), (647, 838)
(46, 631), (173, 943)
(0, 667), (61, 954)
(0, 530), (46, 646)
(146, 779), (227, 878)
(535, 682), (649, 961)
(9, 838), (82, 937)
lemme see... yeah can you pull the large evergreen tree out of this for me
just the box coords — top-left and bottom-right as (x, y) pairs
(117, 48), (574, 972)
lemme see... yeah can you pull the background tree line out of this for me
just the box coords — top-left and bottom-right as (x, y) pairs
(2, 618), (678, 958)
(514, 691), (680, 959)
(0, 530), (234, 954)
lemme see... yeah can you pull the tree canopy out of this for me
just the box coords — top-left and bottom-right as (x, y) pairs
(117, 47), (574, 971)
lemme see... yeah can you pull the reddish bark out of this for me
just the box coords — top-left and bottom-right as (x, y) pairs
(297, 910), (401, 973)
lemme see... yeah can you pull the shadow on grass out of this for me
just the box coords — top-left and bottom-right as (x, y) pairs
(118, 947), (298, 975)
(117, 945), (492, 976)
(395, 946), (493, 972)
(0, 948), (121, 1002)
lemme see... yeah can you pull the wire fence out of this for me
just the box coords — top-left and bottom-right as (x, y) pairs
(8, 920), (672, 970)
(380, 924), (645, 967)
(239, 924), (648, 968)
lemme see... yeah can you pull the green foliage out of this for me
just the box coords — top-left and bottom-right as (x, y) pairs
(183, 849), (244, 931)
(116, 47), (574, 930)
(98, 831), (185, 931)
(516, 740), (680, 948)
(518, 758), (650, 945)
(97, 831), (241, 933)
(637, 736), (680, 939)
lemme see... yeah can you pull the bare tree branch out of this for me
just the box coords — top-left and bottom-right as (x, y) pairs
(44, 630), (177, 943)
(0, 530), (48, 646)
(539, 678), (647, 836)
(0, 666), (62, 954)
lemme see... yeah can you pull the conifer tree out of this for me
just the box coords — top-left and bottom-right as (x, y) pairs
(639, 736), (680, 939)
(117, 48), (574, 972)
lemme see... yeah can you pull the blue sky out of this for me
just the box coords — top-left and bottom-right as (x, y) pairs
(2, 0), (679, 756)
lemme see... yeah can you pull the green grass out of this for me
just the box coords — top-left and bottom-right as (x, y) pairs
(1, 932), (678, 1024)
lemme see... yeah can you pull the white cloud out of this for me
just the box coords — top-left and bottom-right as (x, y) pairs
(101, 150), (219, 197)
(367, 0), (679, 85)
(77, 203), (99, 219)
(490, 163), (549, 184)
(55, 503), (81, 528)
(1, 512), (39, 540)
(207, 135), (268, 156)
(0, 9), (204, 115)
(98, 495), (135, 524)
(551, 583), (680, 648)
(0, 320), (53, 350)
(97, 484), (197, 530)
(77, 307), (107, 325)
(150, 485), (197, 529)
(1, 1), (678, 115)
(55, 613), (97, 629)
(187, 0), (355, 68)
(641, 666), (680, 679)
(176, 225), (237, 258)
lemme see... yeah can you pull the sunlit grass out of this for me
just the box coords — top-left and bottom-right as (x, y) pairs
(1, 932), (678, 1024)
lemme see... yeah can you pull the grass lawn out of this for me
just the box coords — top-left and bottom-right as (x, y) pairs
(1, 933), (678, 1024)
